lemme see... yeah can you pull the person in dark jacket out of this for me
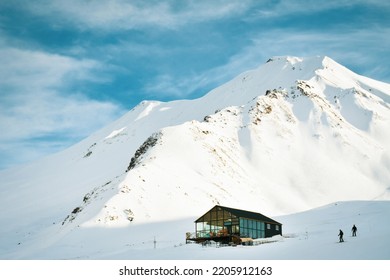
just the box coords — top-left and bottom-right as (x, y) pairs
(352, 224), (357, 237)
(338, 229), (344, 242)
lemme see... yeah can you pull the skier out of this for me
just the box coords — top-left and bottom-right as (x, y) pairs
(338, 229), (344, 242)
(352, 224), (357, 237)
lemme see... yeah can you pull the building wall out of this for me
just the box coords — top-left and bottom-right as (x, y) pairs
(265, 223), (282, 237)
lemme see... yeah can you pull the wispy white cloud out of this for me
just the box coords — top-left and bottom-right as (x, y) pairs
(0, 45), (125, 169)
(143, 72), (211, 99)
(252, 0), (390, 18)
(0, 93), (121, 168)
(222, 28), (390, 82)
(143, 25), (390, 99)
(19, 0), (254, 31)
(0, 47), (105, 90)
(143, 53), (263, 100)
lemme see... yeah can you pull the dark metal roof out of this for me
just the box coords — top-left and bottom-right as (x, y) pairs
(195, 205), (282, 225)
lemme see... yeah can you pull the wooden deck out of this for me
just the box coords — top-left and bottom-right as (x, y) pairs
(186, 233), (250, 245)
(186, 235), (231, 244)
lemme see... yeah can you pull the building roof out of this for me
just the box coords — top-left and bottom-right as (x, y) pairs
(195, 205), (282, 225)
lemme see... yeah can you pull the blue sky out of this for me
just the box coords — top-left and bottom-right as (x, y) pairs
(0, 0), (389, 170)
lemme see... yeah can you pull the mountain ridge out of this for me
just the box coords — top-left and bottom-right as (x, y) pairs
(0, 55), (389, 258)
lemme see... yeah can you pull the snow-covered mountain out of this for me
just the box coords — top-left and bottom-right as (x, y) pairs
(0, 56), (389, 259)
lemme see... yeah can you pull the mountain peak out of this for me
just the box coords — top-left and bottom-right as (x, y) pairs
(266, 55), (331, 66)
(265, 55), (345, 72)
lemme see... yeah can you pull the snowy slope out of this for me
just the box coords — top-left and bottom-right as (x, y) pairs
(2, 201), (390, 259)
(0, 56), (389, 259)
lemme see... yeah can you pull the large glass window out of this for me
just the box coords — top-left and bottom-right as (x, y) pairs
(195, 208), (275, 240)
(195, 207), (238, 238)
(239, 218), (265, 239)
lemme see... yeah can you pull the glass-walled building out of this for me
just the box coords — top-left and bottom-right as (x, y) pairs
(193, 205), (282, 243)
